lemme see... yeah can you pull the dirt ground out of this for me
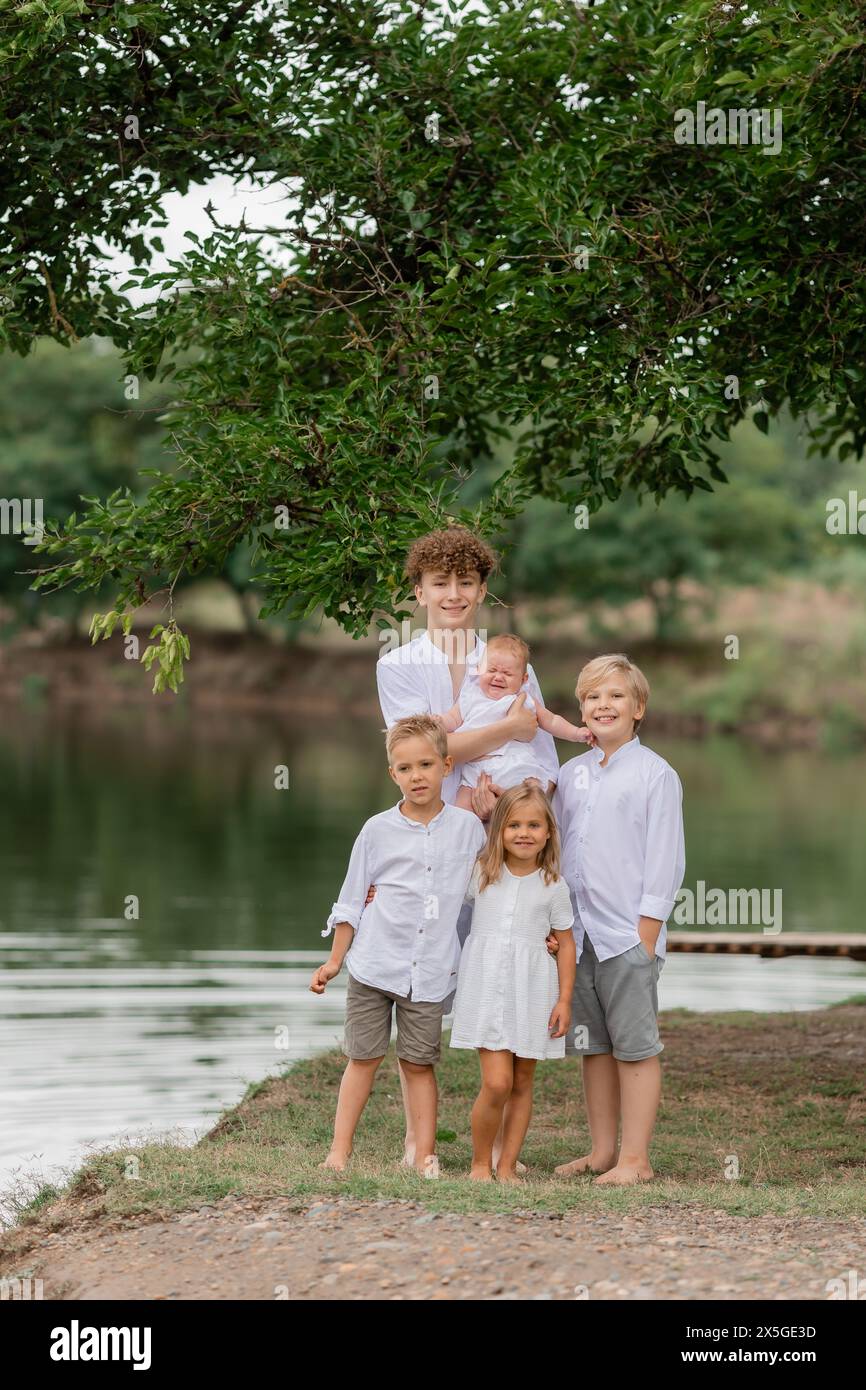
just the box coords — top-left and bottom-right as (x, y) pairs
(3, 1193), (864, 1301)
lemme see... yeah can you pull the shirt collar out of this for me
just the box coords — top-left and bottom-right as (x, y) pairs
(592, 734), (641, 771)
(420, 629), (484, 666)
(394, 796), (448, 829)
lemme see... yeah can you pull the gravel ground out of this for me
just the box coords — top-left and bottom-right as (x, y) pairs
(3, 1194), (864, 1300)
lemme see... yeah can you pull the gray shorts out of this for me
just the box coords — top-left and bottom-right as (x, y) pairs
(343, 974), (444, 1065)
(565, 933), (664, 1062)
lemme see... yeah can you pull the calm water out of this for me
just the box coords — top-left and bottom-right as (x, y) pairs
(2, 700), (865, 1214)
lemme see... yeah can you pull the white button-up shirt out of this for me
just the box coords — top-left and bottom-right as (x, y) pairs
(323, 799), (488, 1002)
(552, 737), (685, 963)
(377, 629), (559, 803)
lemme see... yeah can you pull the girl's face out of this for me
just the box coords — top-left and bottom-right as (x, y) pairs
(502, 802), (550, 866)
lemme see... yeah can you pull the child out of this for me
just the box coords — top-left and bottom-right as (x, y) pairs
(310, 714), (487, 1177)
(437, 634), (593, 811)
(450, 783), (577, 1182)
(375, 527), (560, 1170)
(551, 654), (685, 1186)
(376, 530), (560, 805)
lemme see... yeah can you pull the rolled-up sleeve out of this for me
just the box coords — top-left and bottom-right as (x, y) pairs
(323, 827), (370, 937)
(377, 656), (428, 726)
(639, 767), (686, 921)
(524, 663), (560, 783)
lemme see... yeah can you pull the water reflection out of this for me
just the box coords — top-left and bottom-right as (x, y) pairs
(1, 703), (864, 1211)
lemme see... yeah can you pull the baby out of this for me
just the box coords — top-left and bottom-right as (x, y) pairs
(439, 634), (593, 812)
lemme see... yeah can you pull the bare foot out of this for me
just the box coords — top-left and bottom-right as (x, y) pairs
(319, 1151), (351, 1172)
(554, 1152), (616, 1178)
(593, 1161), (654, 1186)
(420, 1155), (440, 1180)
(493, 1159), (527, 1176)
(495, 1168), (523, 1184)
(400, 1142), (416, 1167)
(469, 1164), (494, 1182)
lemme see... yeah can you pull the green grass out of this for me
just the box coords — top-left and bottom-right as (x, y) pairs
(7, 1003), (864, 1233)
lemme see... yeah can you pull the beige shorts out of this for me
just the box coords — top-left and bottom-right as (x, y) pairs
(343, 974), (445, 1065)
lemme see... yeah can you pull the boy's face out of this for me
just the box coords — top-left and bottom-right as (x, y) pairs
(502, 801), (550, 865)
(478, 648), (527, 700)
(579, 678), (644, 745)
(415, 567), (486, 632)
(388, 735), (452, 808)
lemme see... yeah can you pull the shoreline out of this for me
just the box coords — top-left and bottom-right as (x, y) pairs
(2, 1002), (864, 1299)
(0, 632), (827, 747)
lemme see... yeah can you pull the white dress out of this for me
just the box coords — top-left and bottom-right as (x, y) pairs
(450, 863), (575, 1059)
(456, 686), (552, 790)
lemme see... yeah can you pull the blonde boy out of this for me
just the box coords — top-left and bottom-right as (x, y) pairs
(552, 655), (685, 1185)
(310, 714), (486, 1176)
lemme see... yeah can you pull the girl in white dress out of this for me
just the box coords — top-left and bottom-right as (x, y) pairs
(450, 783), (577, 1182)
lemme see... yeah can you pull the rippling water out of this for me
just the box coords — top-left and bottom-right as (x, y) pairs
(2, 701), (864, 1215)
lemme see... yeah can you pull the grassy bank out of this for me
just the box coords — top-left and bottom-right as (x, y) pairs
(7, 1001), (865, 1237)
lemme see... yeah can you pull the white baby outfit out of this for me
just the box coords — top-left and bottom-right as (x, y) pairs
(450, 863), (575, 1059)
(457, 685), (552, 791)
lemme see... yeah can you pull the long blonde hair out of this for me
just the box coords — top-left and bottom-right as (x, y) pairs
(477, 783), (562, 892)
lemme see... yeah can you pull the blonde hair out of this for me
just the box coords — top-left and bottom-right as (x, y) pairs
(389, 711), (450, 767)
(385, 714), (448, 764)
(484, 633), (530, 673)
(477, 783), (562, 892)
(576, 653), (650, 732)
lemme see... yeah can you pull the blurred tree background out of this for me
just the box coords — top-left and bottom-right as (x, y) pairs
(2, 334), (865, 745)
(4, 0), (866, 675)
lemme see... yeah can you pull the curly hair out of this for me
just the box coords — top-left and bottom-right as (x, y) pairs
(403, 527), (499, 587)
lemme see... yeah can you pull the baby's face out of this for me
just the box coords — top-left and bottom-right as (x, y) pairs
(478, 649), (527, 699)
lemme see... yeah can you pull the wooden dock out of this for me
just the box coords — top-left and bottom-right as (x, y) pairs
(667, 932), (866, 962)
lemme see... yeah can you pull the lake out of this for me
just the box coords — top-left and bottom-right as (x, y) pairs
(2, 698), (864, 1216)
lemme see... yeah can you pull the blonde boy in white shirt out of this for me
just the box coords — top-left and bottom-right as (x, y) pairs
(310, 714), (486, 1177)
(550, 654), (686, 1186)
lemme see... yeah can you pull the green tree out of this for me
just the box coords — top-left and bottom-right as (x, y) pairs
(2, 1), (865, 683)
(510, 417), (831, 640)
(0, 338), (169, 627)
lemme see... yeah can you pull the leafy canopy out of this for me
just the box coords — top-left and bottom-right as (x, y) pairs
(2, 0), (865, 673)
